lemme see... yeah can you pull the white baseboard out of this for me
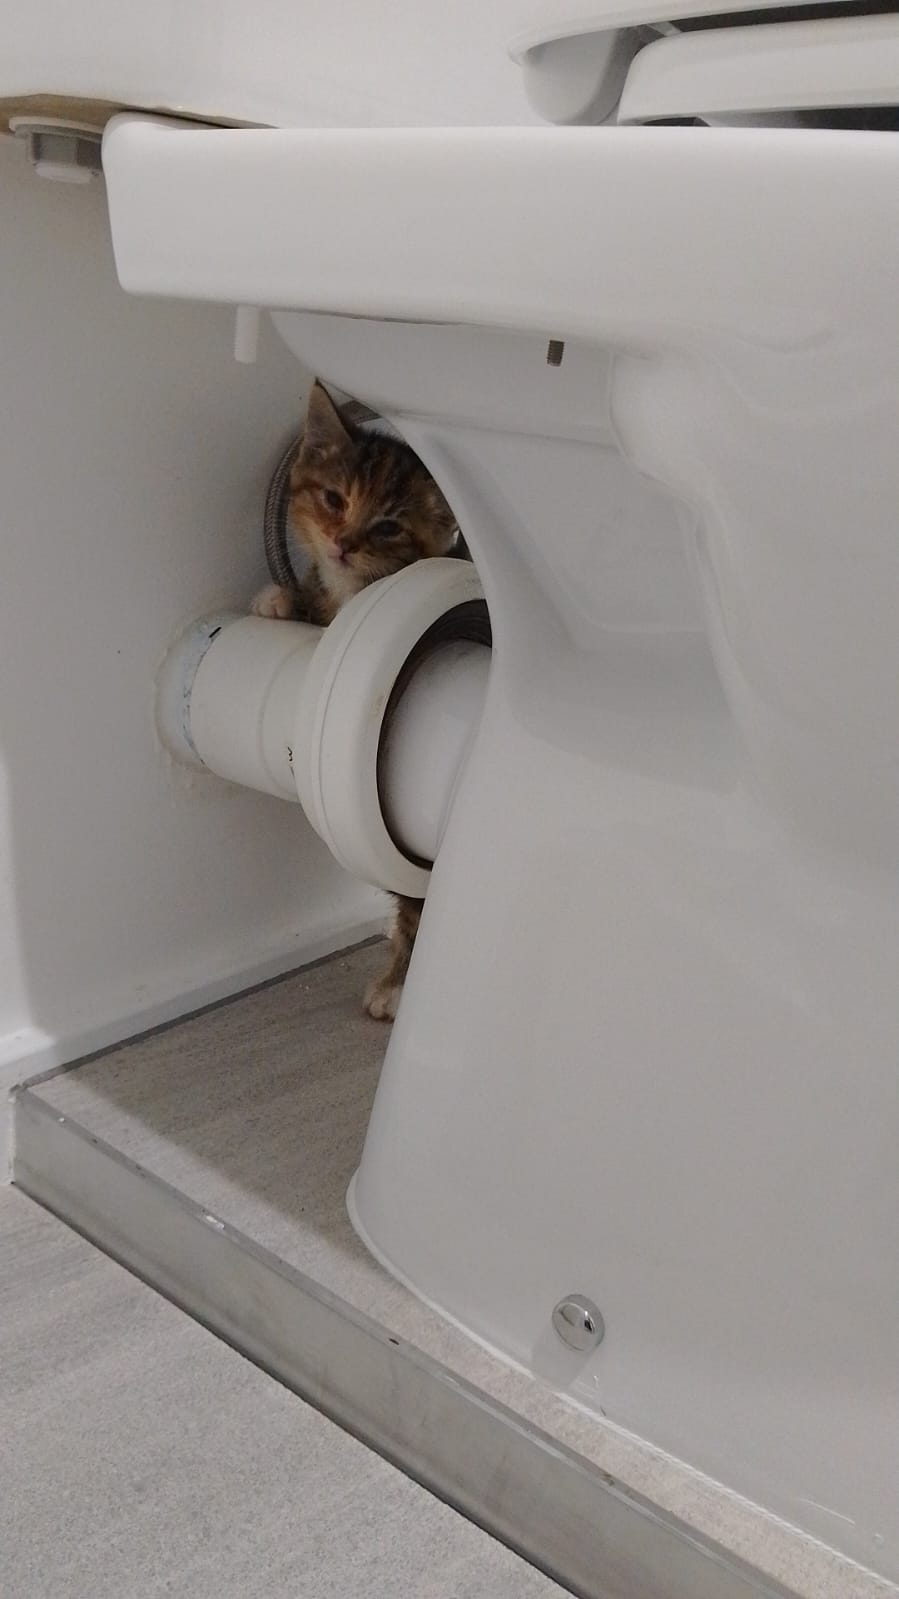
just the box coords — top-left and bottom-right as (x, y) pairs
(1, 910), (385, 1175)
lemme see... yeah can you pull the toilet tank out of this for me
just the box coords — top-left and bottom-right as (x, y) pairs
(1, 0), (537, 135)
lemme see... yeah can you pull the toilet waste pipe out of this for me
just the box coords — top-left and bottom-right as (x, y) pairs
(155, 559), (490, 897)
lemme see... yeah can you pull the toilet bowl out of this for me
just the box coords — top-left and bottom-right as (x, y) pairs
(91, 3), (899, 1577)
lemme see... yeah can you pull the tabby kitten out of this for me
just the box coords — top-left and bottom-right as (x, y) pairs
(252, 380), (458, 1021)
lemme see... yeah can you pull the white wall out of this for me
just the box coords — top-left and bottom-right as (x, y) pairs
(0, 133), (382, 1131)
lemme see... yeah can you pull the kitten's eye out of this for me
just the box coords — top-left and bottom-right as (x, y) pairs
(368, 518), (401, 542)
(323, 488), (345, 512)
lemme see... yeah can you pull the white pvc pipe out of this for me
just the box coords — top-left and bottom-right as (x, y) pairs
(154, 561), (490, 896)
(156, 613), (322, 799)
(379, 640), (491, 864)
(187, 615), (321, 800)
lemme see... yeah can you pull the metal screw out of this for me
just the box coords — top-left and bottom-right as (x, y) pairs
(552, 1294), (605, 1352)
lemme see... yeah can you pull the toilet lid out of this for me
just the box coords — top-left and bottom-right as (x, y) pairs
(512, 1), (899, 124)
(511, 0), (896, 53)
(618, 12), (899, 123)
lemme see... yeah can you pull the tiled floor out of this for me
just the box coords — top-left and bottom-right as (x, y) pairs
(34, 943), (897, 1599)
(0, 1184), (566, 1599)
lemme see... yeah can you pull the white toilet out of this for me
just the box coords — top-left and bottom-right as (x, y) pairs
(7, 0), (898, 1581)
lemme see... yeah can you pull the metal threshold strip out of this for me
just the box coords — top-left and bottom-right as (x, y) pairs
(12, 1087), (796, 1599)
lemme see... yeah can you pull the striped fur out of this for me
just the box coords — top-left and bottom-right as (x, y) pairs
(252, 382), (458, 1019)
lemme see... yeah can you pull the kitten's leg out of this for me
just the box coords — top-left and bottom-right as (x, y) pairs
(251, 577), (334, 626)
(364, 895), (423, 1021)
(250, 582), (299, 620)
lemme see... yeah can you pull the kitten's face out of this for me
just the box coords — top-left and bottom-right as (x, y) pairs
(289, 383), (456, 604)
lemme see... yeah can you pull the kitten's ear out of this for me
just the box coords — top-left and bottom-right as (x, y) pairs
(301, 381), (352, 456)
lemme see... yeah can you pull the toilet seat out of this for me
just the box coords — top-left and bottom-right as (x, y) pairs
(102, 117), (898, 346)
(513, 0), (899, 124)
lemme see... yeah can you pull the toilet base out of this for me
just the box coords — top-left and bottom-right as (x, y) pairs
(353, 647), (899, 1577)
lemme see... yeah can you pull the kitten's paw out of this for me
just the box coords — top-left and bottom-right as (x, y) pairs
(250, 583), (296, 620)
(364, 976), (402, 1022)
